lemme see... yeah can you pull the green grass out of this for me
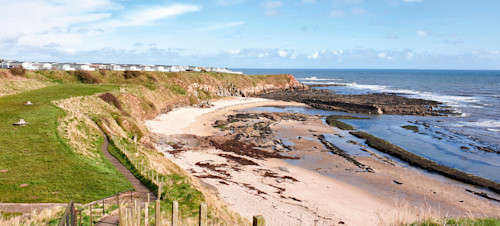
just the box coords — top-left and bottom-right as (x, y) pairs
(409, 218), (500, 226)
(0, 84), (132, 203)
(0, 211), (23, 220)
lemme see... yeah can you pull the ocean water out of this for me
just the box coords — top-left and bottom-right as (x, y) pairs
(239, 69), (500, 183)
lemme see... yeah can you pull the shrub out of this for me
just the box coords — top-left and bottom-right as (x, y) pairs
(98, 92), (123, 112)
(146, 74), (158, 82)
(99, 70), (107, 76)
(169, 85), (187, 95)
(73, 70), (102, 84)
(123, 71), (141, 79)
(10, 67), (26, 77)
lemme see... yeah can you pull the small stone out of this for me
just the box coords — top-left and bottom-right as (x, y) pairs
(279, 167), (290, 173)
(0, 170), (8, 173)
(19, 184), (29, 188)
(393, 180), (403, 185)
(24, 101), (33, 105)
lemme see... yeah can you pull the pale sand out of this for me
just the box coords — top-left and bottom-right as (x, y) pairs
(146, 97), (303, 136)
(146, 97), (500, 225)
(146, 97), (393, 225)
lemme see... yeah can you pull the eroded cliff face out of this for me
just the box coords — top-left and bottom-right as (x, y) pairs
(187, 74), (303, 99)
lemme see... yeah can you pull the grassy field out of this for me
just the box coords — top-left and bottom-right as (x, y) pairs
(0, 84), (132, 203)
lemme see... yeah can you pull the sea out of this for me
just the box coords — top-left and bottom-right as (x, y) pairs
(238, 69), (500, 184)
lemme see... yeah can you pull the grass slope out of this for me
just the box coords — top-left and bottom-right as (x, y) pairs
(0, 84), (131, 203)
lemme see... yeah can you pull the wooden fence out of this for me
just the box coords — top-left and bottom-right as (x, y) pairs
(117, 198), (266, 226)
(58, 200), (76, 226)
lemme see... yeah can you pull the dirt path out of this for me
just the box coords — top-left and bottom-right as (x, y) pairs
(95, 124), (155, 226)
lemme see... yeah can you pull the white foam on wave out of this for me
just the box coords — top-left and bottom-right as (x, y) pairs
(487, 128), (500, 132)
(464, 120), (500, 128)
(299, 79), (486, 117)
(299, 77), (341, 81)
(343, 83), (479, 107)
(301, 81), (345, 85)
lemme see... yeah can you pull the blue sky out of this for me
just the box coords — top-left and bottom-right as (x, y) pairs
(1, 0), (499, 69)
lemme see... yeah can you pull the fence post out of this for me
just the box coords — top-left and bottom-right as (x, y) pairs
(144, 202), (149, 226)
(155, 200), (161, 226)
(199, 203), (207, 226)
(122, 208), (128, 226)
(119, 205), (123, 226)
(71, 202), (76, 226)
(253, 215), (265, 226)
(133, 200), (137, 225)
(172, 201), (179, 226)
(90, 205), (93, 226)
(136, 201), (140, 226)
(158, 183), (163, 200)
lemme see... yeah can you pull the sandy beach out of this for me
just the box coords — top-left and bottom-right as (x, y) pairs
(145, 97), (500, 225)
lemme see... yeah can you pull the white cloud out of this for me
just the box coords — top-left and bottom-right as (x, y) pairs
(262, 1), (282, 16)
(103, 4), (201, 27)
(378, 52), (387, 59)
(330, 10), (346, 18)
(416, 30), (428, 37)
(278, 50), (288, 57)
(471, 50), (500, 56)
(332, 50), (344, 55)
(384, 34), (399, 40)
(0, 1), (200, 51)
(307, 52), (319, 59)
(351, 7), (367, 15)
(216, 0), (246, 6)
(191, 21), (244, 32)
(0, 0), (117, 39)
(332, 0), (362, 8)
(406, 52), (414, 60)
(258, 52), (270, 58)
(228, 49), (241, 55)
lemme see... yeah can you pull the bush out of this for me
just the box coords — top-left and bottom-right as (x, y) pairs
(99, 70), (107, 76)
(73, 70), (102, 84)
(169, 85), (187, 95)
(123, 71), (141, 79)
(98, 92), (123, 111)
(10, 67), (26, 76)
(146, 74), (158, 82)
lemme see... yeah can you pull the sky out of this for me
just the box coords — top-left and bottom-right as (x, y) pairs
(1, 0), (500, 69)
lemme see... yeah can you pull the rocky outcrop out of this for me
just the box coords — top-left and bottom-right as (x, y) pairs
(259, 88), (452, 116)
